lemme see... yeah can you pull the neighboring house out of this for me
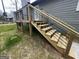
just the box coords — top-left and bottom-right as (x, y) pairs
(0, 10), (2, 16)
(0, 10), (14, 22)
(7, 12), (14, 22)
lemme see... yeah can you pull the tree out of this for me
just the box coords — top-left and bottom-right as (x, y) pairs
(10, 0), (21, 11)
(10, 0), (21, 20)
(1, 0), (7, 21)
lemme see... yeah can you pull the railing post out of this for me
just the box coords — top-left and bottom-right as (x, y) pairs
(16, 22), (19, 31)
(64, 34), (74, 58)
(28, 4), (32, 36)
(21, 21), (23, 32)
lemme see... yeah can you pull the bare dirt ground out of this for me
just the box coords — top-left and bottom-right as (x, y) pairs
(0, 29), (65, 59)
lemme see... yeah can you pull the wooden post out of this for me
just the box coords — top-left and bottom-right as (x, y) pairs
(28, 4), (32, 36)
(16, 22), (19, 31)
(21, 22), (23, 32)
(64, 34), (74, 58)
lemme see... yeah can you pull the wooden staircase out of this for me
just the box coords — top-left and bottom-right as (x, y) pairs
(16, 4), (79, 59)
(31, 21), (74, 59)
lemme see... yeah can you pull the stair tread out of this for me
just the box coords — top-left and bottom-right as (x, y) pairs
(41, 26), (52, 31)
(57, 41), (66, 49)
(59, 36), (68, 44)
(35, 22), (45, 24)
(58, 38), (67, 46)
(38, 24), (49, 27)
(46, 29), (56, 36)
(34, 21), (43, 22)
(57, 35), (69, 49)
(51, 32), (61, 42)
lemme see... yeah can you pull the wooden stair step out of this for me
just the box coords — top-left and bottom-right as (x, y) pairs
(57, 35), (69, 50)
(41, 26), (52, 32)
(35, 21), (45, 24)
(36, 22), (46, 25)
(60, 35), (68, 44)
(38, 24), (49, 28)
(46, 29), (56, 37)
(58, 38), (67, 47)
(57, 36), (68, 49)
(51, 32), (61, 42)
(33, 21), (43, 22)
(57, 41), (66, 49)
(38, 24), (49, 27)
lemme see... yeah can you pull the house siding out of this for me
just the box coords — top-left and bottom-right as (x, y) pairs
(38, 0), (79, 31)
(22, 7), (28, 20)
(21, 0), (29, 7)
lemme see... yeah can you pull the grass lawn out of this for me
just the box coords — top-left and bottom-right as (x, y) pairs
(0, 23), (22, 53)
(0, 23), (16, 33)
(0, 23), (64, 59)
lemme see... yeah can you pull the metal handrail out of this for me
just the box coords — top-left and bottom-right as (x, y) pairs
(29, 4), (79, 37)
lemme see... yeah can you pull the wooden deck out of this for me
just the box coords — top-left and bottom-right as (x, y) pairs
(16, 20), (29, 23)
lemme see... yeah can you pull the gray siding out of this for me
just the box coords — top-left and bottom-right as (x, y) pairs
(21, 0), (29, 7)
(22, 7), (27, 20)
(39, 0), (79, 31)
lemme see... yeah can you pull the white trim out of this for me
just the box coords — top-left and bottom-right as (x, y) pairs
(30, 0), (36, 3)
(76, 0), (79, 11)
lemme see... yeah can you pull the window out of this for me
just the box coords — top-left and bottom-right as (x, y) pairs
(76, 0), (79, 11)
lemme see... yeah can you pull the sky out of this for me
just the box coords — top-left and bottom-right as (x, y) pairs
(0, 0), (22, 13)
(0, 0), (36, 13)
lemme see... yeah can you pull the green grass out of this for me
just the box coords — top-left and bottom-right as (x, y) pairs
(4, 34), (22, 49)
(0, 34), (22, 53)
(0, 23), (21, 53)
(0, 24), (16, 32)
